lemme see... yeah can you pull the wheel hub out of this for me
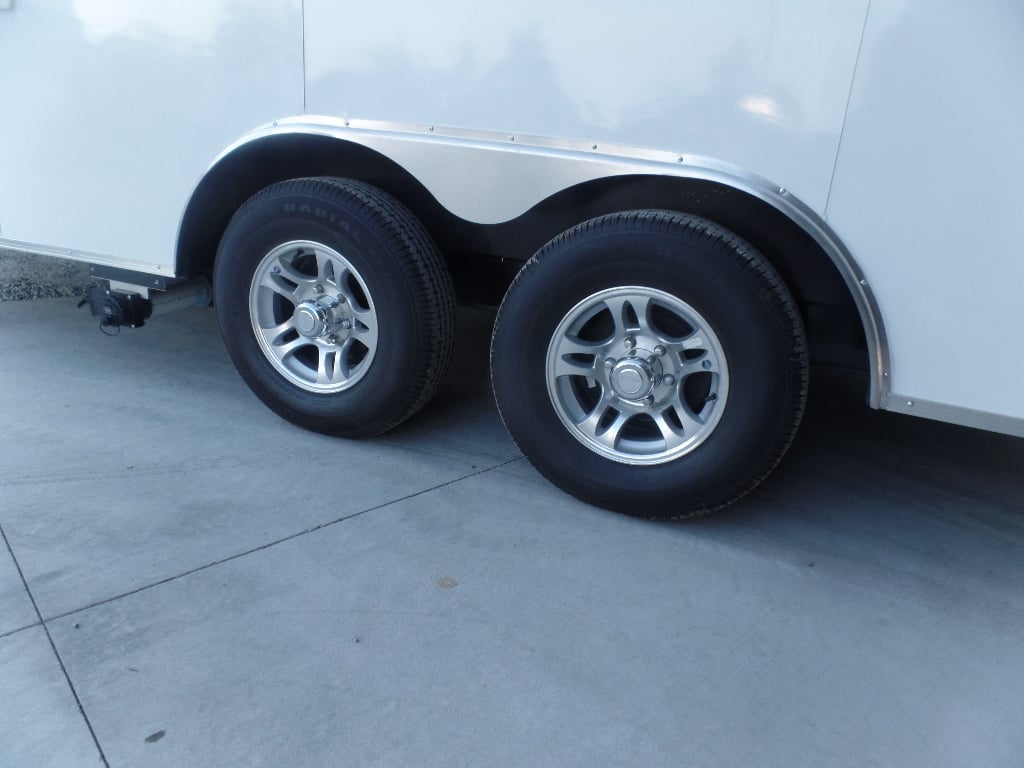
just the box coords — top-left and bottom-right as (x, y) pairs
(609, 354), (662, 401)
(292, 296), (350, 341)
(293, 300), (329, 338)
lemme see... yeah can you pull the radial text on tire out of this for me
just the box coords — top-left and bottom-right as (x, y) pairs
(490, 210), (808, 519)
(214, 177), (455, 437)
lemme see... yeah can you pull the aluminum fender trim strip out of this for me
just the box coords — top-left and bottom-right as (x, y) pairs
(884, 396), (1024, 440)
(185, 116), (890, 407)
(0, 238), (176, 279)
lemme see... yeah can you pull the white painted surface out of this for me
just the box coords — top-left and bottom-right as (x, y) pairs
(305, 0), (867, 212)
(827, 0), (1024, 420)
(0, 0), (303, 270)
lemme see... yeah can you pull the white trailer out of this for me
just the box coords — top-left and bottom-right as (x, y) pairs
(2, 1), (1021, 517)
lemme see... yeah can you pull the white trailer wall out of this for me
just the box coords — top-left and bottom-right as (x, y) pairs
(0, 0), (303, 274)
(304, 0), (868, 213)
(827, 0), (1024, 424)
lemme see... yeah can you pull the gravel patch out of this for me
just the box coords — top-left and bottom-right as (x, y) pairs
(0, 248), (94, 302)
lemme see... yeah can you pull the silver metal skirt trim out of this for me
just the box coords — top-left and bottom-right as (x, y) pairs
(884, 396), (1024, 439)
(0, 237), (175, 279)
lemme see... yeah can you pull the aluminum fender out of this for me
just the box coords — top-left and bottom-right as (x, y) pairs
(190, 117), (890, 406)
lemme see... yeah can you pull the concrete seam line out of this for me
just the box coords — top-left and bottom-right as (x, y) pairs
(43, 456), (524, 624)
(0, 621), (45, 641)
(0, 523), (112, 768)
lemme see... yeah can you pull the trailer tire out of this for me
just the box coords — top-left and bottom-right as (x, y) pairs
(491, 210), (807, 518)
(214, 177), (455, 437)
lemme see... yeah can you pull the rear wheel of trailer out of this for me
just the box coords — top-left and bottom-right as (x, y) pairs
(491, 211), (808, 519)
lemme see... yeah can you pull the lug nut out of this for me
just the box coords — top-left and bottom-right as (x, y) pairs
(702, 359), (712, 370)
(624, 337), (636, 350)
(341, 319), (353, 330)
(327, 334), (339, 345)
(315, 284), (325, 295)
(663, 374), (676, 386)
(605, 358), (615, 368)
(654, 345), (666, 356)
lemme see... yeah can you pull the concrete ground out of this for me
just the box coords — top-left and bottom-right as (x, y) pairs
(1, 282), (1022, 766)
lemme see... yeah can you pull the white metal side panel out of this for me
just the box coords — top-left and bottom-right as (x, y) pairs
(0, 0), (303, 274)
(304, 0), (868, 215)
(827, 1), (1024, 423)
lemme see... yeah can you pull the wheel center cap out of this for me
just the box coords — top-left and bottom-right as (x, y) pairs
(294, 301), (329, 338)
(611, 358), (656, 400)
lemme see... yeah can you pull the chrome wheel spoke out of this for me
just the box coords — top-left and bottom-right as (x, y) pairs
(315, 249), (335, 283)
(351, 312), (377, 348)
(551, 334), (605, 378)
(680, 355), (723, 375)
(328, 264), (346, 295)
(334, 266), (363, 307)
(555, 335), (606, 359)
(666, 396), (706, 437)
(316, 345), (350, 386)
(553, 357), (595, 378)
(577, 397), (611, 434)
(602, 294), (653, 338)
(261, 318), (295, 345)
(680, 333), (707, 351)
(595, 411), (630, 450)
(315, 346), (333, 385)
(601, 295), (632, 337)
(278, 256), (315, 288)
(273, 335), (308, 362)
(578, 400), (628, 450)
(259, 269), (301, 300)
(553, 353), (598, 379)
(336, 338), (356, 379)
(630, 294), (656, 335)
(652, 410), (688, 449)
